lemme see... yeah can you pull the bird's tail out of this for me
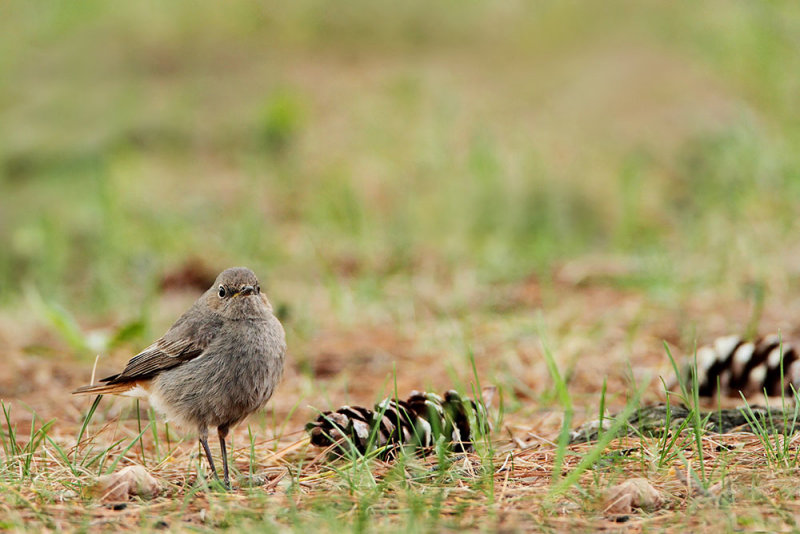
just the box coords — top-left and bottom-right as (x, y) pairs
(72, 382), (137, 396)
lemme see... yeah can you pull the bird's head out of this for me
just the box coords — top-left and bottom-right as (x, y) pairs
(205, 267), (272, 319)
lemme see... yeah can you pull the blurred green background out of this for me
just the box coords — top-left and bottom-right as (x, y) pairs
(2, 0), (800, 327)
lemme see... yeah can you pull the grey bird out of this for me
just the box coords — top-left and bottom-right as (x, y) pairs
(73, 267), (286, 488)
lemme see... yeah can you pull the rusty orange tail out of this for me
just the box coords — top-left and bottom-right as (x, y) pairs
(72, 381), (141, 396)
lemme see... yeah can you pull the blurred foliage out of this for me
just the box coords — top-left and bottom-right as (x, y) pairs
(257, 89), (307, 156)
(1, 0), (800, 318)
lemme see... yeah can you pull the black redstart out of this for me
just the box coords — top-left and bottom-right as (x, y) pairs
(73, 267), (286, 488)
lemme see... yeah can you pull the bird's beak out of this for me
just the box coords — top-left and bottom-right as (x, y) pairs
(238, 285), (255, 296)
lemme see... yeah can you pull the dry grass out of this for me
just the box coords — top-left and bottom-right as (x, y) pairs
(3, 1), (800, 531)
(4, 270), (800, 531)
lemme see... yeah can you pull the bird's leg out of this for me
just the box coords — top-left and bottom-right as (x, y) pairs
(218, 425), (230, 489)
(199, 429), (219, 483)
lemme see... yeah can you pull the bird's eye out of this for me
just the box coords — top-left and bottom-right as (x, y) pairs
(255, 285), (260, 294)
(218, 285), (226, 298)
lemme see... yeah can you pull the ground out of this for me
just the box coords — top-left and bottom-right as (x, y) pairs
(5, 268), (800, 531)
(2, 1), (800, 532)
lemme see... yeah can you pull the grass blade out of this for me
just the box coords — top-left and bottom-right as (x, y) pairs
(74, 395), (103, 462)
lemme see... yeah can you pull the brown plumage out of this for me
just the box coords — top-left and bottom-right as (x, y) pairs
(73, 381), (148, 396)
(73, 267), (287, 488)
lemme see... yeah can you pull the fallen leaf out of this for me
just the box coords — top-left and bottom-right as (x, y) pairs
(90, 465), (160, 502)
(604, 478), (665, 515)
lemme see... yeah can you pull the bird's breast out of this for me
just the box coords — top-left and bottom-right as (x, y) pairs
(217, 317), (285, 402)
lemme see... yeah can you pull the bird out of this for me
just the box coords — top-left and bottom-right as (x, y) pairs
(73, 266), (286, 488)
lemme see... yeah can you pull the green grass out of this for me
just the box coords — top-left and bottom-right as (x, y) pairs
(3, 0), (800, 531)
(1, 1), (800, 318)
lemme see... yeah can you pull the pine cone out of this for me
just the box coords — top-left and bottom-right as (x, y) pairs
(306, 390), (491, 458)
(674, 334), (800, 397)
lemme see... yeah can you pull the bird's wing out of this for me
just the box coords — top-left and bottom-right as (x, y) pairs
(101, 304), (223, 384)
